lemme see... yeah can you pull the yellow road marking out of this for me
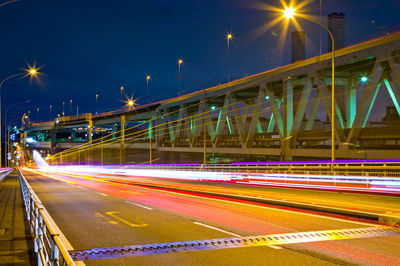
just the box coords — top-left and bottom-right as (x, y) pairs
(105, 211), (147, 227)
(96, 212), (119, 225)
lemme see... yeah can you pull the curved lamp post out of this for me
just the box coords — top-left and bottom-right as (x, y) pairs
(283, 7), (336, 170)
(0, 68), (37, 167)
(5, 99), (31, 167)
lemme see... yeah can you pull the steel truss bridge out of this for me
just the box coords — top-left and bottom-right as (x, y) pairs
(24, 33), (400, 161)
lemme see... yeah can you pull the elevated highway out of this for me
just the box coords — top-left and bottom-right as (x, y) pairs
(23, 32), (400, 161)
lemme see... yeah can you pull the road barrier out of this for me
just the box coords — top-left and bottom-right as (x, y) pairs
(0, 168), (13, 182)
(18, 170), (75, 266)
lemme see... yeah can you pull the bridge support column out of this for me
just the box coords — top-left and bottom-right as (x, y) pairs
(282, 79), (293, 161)
(346, 78), (357, 128)
(88, 120), (93, 143)
(71, 130), (76, 141)
(50, 128), (56, 153)
(112, 125), (117, 140)
(120, 115), (126, 164)
(120, 115), (125, 148)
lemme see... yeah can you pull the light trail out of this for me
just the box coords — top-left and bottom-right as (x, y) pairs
(30, 164), (400, 195)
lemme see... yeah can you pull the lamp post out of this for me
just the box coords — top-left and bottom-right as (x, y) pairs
(226, 33), (233, 82)
(283, 7), (336, 170)
(62, 101), (65, 117)
(146, 75), (150, 103)
(178, 59), (183, 96)
(6, 118), (18, 168)
(176, 74), (207, 165)
(0, 68), (37, 167)
(69, 99), (72, 116)
(49, 105), (52, 120)
(96, 94), (99, 113)
(4, 99), (31, 167)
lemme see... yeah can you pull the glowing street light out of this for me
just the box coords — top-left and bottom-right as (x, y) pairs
(282, 5), (336, 170)
(226, 33), (233, 82)
(96, 94), (99, 114)
(178, 59), (183, 96)
(283, 7), (296, 19)
(0, 65), (40, 167)
(360, 76), (368, 82)
(146, 75), (151, 103)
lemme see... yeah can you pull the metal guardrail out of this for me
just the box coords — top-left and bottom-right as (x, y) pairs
(18, 170), (75, 266)
(0, 168), (13, 182)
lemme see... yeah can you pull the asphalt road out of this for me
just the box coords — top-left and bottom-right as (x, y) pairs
(99, 175), (400, 215)
(21, 169), (400, 265)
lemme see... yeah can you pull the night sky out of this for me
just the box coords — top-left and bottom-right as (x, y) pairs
(1, 0), (399, 124)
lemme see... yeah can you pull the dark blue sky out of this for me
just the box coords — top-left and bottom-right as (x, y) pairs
(1, 0), (399, 123)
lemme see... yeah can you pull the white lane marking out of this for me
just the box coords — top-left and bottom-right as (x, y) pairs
(134, 186), (379, 227)
(71, 185), (87, 190)
(125, 201), (153, 210)
(96, 192), (109, 197)
(64, 173), (379, 227)
(193, 222), (241, 237)
(269, 245), (283, 249)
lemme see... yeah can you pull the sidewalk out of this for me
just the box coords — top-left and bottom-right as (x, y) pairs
(0, 172), (34, 265)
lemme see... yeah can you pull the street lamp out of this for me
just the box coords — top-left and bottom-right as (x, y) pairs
(69, 99), (72, 116)
(178, 59), (183, 96)
(4, 99), (31, 167)
(177, 74), (207, 165)
(96, 94), (99, 113)
(49, 105), (52, 120)
(6, 118), (18, 168)
(0, 67), (38, 167)
(146, 75), (150, 103)
(283, 6), (336, 169)
(226, 33), (233, 82)
(62, 101), (65, 116)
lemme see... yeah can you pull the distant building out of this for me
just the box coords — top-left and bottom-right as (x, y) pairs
(291, 31), (305, 63)
(328, 12), (345, 52)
